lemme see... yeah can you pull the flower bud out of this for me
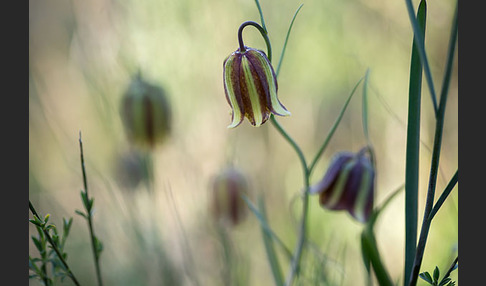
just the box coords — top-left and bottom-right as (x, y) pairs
(223, 46), (290, 128)
(210, 167), (249, 226)
(309, 148), (375, 223)
(120, 74), (171, 149)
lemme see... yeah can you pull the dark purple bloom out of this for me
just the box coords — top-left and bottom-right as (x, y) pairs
(223, 46), (290, 128)
(309, 148), (375, 223)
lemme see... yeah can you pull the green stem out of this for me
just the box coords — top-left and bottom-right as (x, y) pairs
(442, 256), (458, 281)
(408, 3), (457, 284)
(428, 170), (458, 222)
(270, 116), (310, 286)
(238, 21), (272, 61)
(29, 201), (81, 286)
(78, 133), (104, 286)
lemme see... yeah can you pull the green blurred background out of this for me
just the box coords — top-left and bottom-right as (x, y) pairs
(29, 0), (457, 285)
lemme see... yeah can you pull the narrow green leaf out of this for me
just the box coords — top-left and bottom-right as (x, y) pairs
(360, 232), (372, 285)
(80, 190), (89, 210)
(439, 278), (452, 286)
(409, 4), (458, 284)
(361, 229), (393, 286)
(404, 1), (427, 283)
(419, 272), (433, 284)
(29, 219), (43, 227)
(63, 217), (73, 238)
(404, 0), (437, 114)
(75, 210), (87, 219)
(240, 193), (293, 261)
(89, 197), (95, 211)
(433, 266), (440, 283)
(275, 3), (304, 77)
(362, 69), (370, 143)
(30, 241), (41, 257)
(367, 184), (404, 231)
(309, 75), (365, 174)
(258, 195), (285, 286)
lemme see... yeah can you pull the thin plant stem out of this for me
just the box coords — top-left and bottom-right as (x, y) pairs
(270, 115), (310, 286)
(408, 3), (457, 284)
(275, 4), (304, 77)
(78, 133), (104, 286)
(29, 201), (81, 286)
(253, 0), (267, 32)
(428, 170), (458, 221)
(241, 193), (293, 260)
(442, 256), (458, 281)
(165, 183), (201, 286)
(308, 77), (365, 175)
(238, 21), (272, 61)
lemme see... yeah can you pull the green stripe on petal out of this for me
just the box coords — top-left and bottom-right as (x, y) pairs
(324, 159), (356, 209)
(241, 56), (264, 126)
(224, 55), (244, 128)
(352, 168), (373, 223)
(254, 52), (290, 116)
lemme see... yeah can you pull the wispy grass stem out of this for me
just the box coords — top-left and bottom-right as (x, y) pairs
(78, 132), (104, 286)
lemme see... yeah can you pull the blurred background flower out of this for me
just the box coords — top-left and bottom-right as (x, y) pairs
(29, 0), (457, 285)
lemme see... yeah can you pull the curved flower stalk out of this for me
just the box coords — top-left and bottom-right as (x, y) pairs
(223, 22), (290, 128)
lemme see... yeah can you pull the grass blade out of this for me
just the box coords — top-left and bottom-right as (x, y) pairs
(241, 193), (293, 261)
(361, 185), (403, 286)
(361, 230), (393, 286)
(362, 69), (371, 144)
(408, 2), (458, 284)
(276, 4), (304, 77)
(404, 1), (427, 283)
(404, 0), (437, 114)
(258, 195), (285, 286)
(308, 75), (365, 175)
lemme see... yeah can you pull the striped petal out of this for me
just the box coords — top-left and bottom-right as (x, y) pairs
(224, 53), (245, 128)
(312, 150), (375, 223)
(223, 47), (290, 128)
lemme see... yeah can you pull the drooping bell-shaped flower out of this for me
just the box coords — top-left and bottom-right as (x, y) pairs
(120, 73), (171, 149)
(223, 46), (290, 128)
(309, 148), (375, 223)
(210, 167), (249, 227)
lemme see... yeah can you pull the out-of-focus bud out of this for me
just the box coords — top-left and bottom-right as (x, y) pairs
(210, 167), (249, 227)
(120, 73), (171, 149)
(223, 46), (290, 128)
(114, 149), (145, 190)
(309, 147), (375, 223)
